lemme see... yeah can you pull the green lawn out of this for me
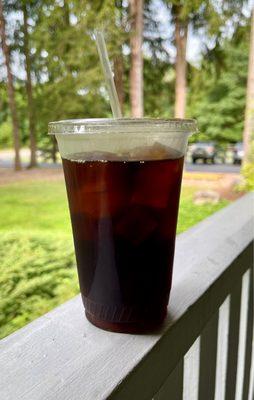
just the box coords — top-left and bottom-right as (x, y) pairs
(0, 180), (228, 234)
(178, 187), (229, 233)
(0, 180), (229, 339)
(0, 181), (71, 233)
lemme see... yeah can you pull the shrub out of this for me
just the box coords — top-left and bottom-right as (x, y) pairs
(242, 162), (254, 191)
(0, 232), (79, 339)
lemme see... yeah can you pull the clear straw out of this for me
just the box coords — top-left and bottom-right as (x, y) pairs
(94, 30), (122, 118)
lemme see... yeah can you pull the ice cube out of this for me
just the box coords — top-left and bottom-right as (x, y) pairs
(114, 205), (159, 245)
(130, 159), (182, 209)
(122, 142), (182, 161)
(81, 190), (128, 219)
(78, 163), (128, 218)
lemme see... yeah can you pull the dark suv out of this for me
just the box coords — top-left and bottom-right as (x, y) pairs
(190, 142), (217, 164)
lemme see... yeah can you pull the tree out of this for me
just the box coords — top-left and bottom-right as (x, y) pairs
(243, 9), (254, 164)
(165, 0), (246, 119)
(0, 0), (21, 171)
(143, 57), (174, 117)
(188, 23), (249, 144)
(22, 1), (37, 168)
(31, 1), (124, 126)
(129, 0), (144, 117)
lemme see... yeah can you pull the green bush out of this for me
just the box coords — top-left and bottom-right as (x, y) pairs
(242, 162), (254, 191)
(0, 232), (79, 339)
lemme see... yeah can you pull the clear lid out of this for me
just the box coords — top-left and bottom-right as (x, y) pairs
(48, 118), (198, 135)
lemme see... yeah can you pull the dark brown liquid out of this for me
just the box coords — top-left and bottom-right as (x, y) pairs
(62, 155), (184, 332)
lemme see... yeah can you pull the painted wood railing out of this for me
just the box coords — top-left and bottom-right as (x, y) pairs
(1, 193), (253, 400)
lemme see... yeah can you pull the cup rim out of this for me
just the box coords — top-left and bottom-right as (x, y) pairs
(48, 118), (198, 135)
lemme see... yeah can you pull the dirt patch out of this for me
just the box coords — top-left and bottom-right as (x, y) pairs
(183, 171), (245, 201)
(0, 166), (64, 186)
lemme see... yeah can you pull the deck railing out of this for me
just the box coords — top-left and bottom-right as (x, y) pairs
(1, 193), (253, 400)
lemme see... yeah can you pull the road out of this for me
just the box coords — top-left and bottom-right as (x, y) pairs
(0, 149), (240, 173)
(185, 162), (240, 173)
(0, 159), (61, 169)
(0, 149), (61, 169)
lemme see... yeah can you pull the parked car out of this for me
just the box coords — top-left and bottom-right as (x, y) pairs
(233, 142), (244, 164)
(190, 142), (217, 164)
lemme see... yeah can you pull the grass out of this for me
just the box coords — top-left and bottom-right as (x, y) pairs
(177, 187), (229, 233)
(0, 181), (71, 233)
(0, 181), (228, 234)
(0, 179), (229, 339)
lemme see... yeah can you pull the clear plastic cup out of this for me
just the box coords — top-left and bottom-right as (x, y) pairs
(49, 118), (197, 332)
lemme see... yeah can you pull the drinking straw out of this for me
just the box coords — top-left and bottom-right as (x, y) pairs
(94, 30), (122, 118)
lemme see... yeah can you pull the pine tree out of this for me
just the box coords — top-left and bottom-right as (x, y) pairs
(0, 0), (21, 171)
(165, 0), (246, 119)
(22, 1), (37, 167)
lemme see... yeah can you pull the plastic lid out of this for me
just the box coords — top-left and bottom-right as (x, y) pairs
(48, 118), (198, 135)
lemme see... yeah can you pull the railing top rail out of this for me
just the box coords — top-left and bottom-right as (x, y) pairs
(1, 193), (253, 400)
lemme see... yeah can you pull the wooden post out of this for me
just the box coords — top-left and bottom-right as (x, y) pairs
(154, 360), (184, 400)
(198, 311), (219, 400)
(225, 282), (242, 400)
(235, 269), (252, 400)
(242, 266), (253, 399)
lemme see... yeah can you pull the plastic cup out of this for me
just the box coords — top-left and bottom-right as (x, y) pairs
(49, 118), (197, 333)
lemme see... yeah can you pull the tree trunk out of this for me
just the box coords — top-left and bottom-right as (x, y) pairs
(173, 5), (188, 119)
(243, 10), (254, 164)
(23, 3), (37, 168)
(114, 54), (124, 114)
(129, 0), (143, 118)
(0, 0), (21, 171)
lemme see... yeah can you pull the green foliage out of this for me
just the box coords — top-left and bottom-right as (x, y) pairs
(188, 24), (249, 144)
(0, 82), (12, 148)
(144, 57), (175, 118)
(1, 0), (128, 151)
(0, 1), (251, 151)
(0, 231), (78, 339)
(31, 0), (124, 141)
(0, 82), (9, 122)
(0, 118), (12, 148)
(0, 179), (76, 338)
(241, 162), (254, 191)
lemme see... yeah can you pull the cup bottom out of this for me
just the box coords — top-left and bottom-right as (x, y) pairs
(85, 308), (167, 334)
(82, 294), (168, 333)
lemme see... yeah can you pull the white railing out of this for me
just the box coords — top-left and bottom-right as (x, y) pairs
(0, 193), (253, 400)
